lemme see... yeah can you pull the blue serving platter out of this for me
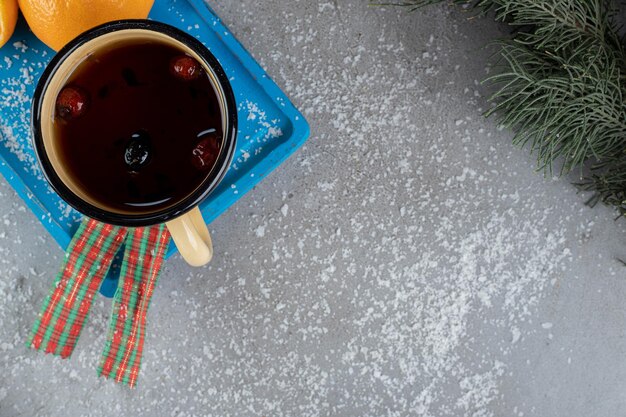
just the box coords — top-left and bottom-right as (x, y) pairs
(0, 0), (310, 296)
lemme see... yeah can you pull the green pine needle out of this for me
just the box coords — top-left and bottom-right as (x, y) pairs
(389, 0), (626, 216)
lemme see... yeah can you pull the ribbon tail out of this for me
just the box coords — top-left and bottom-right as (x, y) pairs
(98, 223), (170, 388)
(28, 218), (128, 358)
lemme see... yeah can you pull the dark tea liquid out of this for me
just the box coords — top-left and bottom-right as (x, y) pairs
(53, 41), (223, 213)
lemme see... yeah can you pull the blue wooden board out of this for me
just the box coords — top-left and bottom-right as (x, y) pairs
(0, 0), (310, 296)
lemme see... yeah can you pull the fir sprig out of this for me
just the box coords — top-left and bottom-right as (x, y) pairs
(388, 0), (626, 215)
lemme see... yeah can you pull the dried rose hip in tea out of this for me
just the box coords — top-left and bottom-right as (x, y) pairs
(124, 131), (152, 172)
(170, 55), (202, 81)
(191, 136), (220, 171)
(56, 86), (90, 120)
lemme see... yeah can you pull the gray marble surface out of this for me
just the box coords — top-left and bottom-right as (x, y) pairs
(1, 1), (625, 416)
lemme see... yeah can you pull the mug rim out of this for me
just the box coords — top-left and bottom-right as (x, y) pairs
(31, 19), (238, 227)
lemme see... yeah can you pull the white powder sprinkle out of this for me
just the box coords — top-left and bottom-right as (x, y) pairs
(0, 2), (620, 417)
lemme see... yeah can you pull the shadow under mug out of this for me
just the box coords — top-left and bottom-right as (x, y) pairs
(31, 20), (238, 267)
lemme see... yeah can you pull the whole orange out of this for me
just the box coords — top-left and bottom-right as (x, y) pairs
(0, 0), (19, 48)
(18, 0), (154, 51)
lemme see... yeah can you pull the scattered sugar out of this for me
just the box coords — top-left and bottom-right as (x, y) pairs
(0, 40), (43, 177)
(511, 326), (522, 344)
(242, 100), (284, 140)
(0, 1), (622, 417)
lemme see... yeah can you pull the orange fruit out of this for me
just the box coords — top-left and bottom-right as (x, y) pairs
(18, 0), (154, 51)
(0, 0), (19, 48)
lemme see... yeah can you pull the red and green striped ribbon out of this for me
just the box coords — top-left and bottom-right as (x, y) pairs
(98, 224), (170, 387)
(29, 218), (170, 388)
(28, 218), (127, 358)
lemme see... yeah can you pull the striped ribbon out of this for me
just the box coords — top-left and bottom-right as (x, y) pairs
(98, 224), (170, 387)
(29, 218), (170, 388)
(28, 219), (127, 358)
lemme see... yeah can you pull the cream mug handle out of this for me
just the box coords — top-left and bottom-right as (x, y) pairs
(165, 207), (213, 266)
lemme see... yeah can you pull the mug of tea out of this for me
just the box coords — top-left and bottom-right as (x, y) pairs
(31, 20), (237, 267)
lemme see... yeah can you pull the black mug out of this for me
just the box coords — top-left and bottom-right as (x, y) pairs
(31, 20), (237, 266)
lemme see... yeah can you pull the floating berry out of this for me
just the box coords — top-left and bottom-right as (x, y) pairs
(56, 86), (89, 120)
(191, 136), (220, 171)
(170, 55), (202, 81)
(124, 130), (151, 171)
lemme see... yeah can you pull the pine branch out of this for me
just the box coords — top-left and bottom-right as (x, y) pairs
(581, 155), (626, 214)
(486, 37), (626, 174)
(389, 0), (626, 216)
